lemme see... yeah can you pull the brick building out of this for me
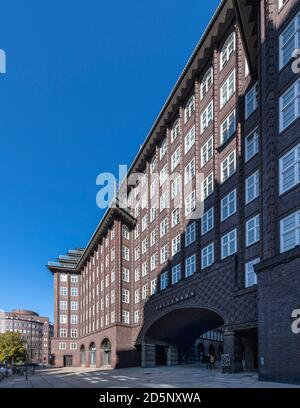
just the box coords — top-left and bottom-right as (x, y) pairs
(0, 309), (53, 365)
(47, 0), (300, 384)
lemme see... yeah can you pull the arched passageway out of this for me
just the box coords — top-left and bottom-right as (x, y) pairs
(80, 345), (86, 367)
(101, 338), (111, 367)
(89, 343), (96, 367)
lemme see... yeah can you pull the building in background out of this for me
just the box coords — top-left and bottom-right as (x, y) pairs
(48, 0), (300, 384)
(0, 309), (54, 365)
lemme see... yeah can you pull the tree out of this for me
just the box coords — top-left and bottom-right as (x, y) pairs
(0, 332), (27, 364)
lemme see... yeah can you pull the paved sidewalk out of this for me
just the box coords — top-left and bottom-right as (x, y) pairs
(0, 364), (298, 388)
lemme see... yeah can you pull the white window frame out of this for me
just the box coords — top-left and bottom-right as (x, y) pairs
(171, 119), (180, 142)
(201, 243), (214, 269)
(171, 146), (180, 171)
(279, 78), (300, 132)
(245, 128), (259, 162)
(172, 264), (181, 285)
(221, 150), (236, 183)
(160, 244), (168, 264)
(280, 210), (300, 253)
(245, 170), (260, 204)
(220, 110), (236, 144)
(201, 136), (213, 167)
(220, 70), (236, 108)
(221, 229), (237, 259)
(200, 101), (213, 134)
(185, 254), (196, 277)
(279, 11), (300, 70)
(185, 222), (196, 246)
(184, 158), (196, 185)
(201, 172), (214, 200)
(245, 258), (260, 288)
(245, 82), (259, 119)
(160, 271), (169, 291)
(220, 32), (236, 70)
(184, 95), (195, 123)
(172, 234), (181, 256)
(201, 207), (214, 235)
(221, 189), (236, 222)
(246, 214), (260, 247)
(279, 143), (300, 195)
(200, 67), (213, 100)
(184, 125), (196, 154)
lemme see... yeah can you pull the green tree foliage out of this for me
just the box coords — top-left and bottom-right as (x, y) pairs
(0, 332), (27, 363)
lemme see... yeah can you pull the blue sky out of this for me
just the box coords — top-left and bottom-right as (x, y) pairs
(0, 0), (220, 321)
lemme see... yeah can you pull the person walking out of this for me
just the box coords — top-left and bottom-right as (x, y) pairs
(210, 353), (216, 369)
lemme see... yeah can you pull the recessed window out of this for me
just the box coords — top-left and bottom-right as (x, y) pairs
(185, 126), (196, 154)
(220, 32), (236, 70)
(122, 267), (130, 282)
(184, 158), (196, 185)
(221, 151), (236, 183)
(201, 136), (213, 167)
(160, 191), (170, 211)
(122, 246), (130, 261)
(185, 254), (196, 277)
(59, 329), (67, 338)
(172, 264), (181, 284)
(185, 190), (196, 216)
(60, 273), (68, 282)
(160, 138), (168, 159)
(60, 301), (67, 310)
(201, 172), (214, 200)
(245, 83), (259, 119)
(220, 110), (236, 144)
(171, 119), (180, 142)
(171, 147), (180, 171)
(171, 175), (181, 199)
(221, 189), (236, 221)
(160, 217), (169, 237)
(150, 254), (157, 271)
(279, 11), (300, 69)
(122, 311), (130, 324)
(246, 215), (260, 247)
(59, 342), (67, 350)
(279, 143), (300, 194)
(160, 244), (168, 264)
(245, 128), (259, 162)
(184, 95), (195, 123)
(122, 225), (130, 239)
(245, 170), (260, 204)
(150, 279), (157, 295)
(221, 229), (237, 259)
(200, 101), (213, 134)
(245, 258), (260, 288)
(160, 272), (169, 291)
(172, 208), (180, 228)
(142, 261), (148, 277)
(60, 287), (67, 296)
(279, 77), (300, 132)
(122, 289), (130, 304)
(185, 222), (196, 246)
(201, 243), (214, 269)
(220, 70), (236, 108)
(201, 207), (214, 235)
(201, 67), (213, 100)
(150, 228), (158, 247)
(280, 210), (300, 253)
(71, 287), (78, 297)
(60, 315), (67, 324)
(172, 235), (181, 256)
(71, 275), (78, 283)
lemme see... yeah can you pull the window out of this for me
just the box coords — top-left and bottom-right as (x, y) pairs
(134, 246), (140, 261)
(142, 238), (148, 254)
(60, 329), (67, 338)
(150, 279), (157, 295)
(185, 190), (196, 216)
(122, 225), (130, 239)
(220, 70), (236, 108)
(150, 206), (158, 223)
(221, 190), (236, 221)
(201, 67), (213, 99)
(185, 126), (196, 154)
(246, 215), (260, 247)
(122, 289), (130, 304)
(134, 223), (140, 239)
(71, 275), (78, 283)
(171, 176), (181, 199)
(161, 190), (169, 212)
(201, 136), (213, 167)
(160, 165), (168, 186)
(172, 208), (180, 227)
(71, 301), (78, 311)
(245, 258), (260, 288)
(150, 228), (158, 246)
(185, 254), (196, 277)
(201, 101), (213, 134)
(172, 264), (181, 284)
(122, 311), (130, 324)
(70, 329), (78, 338)
(245, 82), (259, 119)
(201, 207), (214, 235)
(279, 143), (300, 194)
(245, 128), (259, 162)
(142, 214), (148, 231)
(185, 222), (196, 246)
(122, 267), (130, 282)
(71, 287), (78, 297)
(184, 95), (195, 123)
(142, 261), (148, 277)
(220, 110), (236, 144)
(280, 210), (300, 252)
(135, 268), (140, 282)
(60, 301), (67, 311)
(135, 289), (140, 304)
(160, 138), (167, 159)
(150, 156), (157, 174)
(279, 78), (300, 132)
(160, 218), (169, 237)
(171, 147), (180, 171)
(60, 287), (67, 296)
(142, 284), (148, 299)
(202, 243), (214, 269)
(122, 246), (130, 261)
(220, 32), (235, 69)
(221, 229), (237, 259)
(60, 273), (68, 282)
(185, 158), (196, 185)
(150, 253), (157, 271)
(60, 315), (67, 324)
(172, 235), (181, 255)
(201, 173), (214, 200)
(246, 170), (260, 204)
(221, 151), (236, 183)
(171, 119), (180, 142)
(134, 310), (140, 324)
(279, 11), (300, 69)
(160, 244), (168, 264)
(111, 289), (115, 304)
(160, 272), (169, 291)
(71, 315), (78, 325)
(59, 342), (66, 350)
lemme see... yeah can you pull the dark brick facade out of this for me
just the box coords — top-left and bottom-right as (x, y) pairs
(47, 0), (300, 384)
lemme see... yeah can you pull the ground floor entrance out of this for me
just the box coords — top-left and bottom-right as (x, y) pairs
(63, 355), (73, 367)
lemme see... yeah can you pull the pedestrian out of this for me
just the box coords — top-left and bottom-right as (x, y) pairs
(210, 353), (216, 369)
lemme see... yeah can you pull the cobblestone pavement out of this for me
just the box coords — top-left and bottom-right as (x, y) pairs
(0, 364), (299, 388)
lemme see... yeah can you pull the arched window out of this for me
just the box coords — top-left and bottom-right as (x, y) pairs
(80, 345), (86, 366)
(101, 338), (111, 367)
(89, 343), (96, 366)
(184, 96), (195, 123)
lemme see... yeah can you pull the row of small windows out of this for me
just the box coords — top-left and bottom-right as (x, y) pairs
(59, 328), (78, 338)
(60, 287), (78, 297)
(59, 342), (77, 351)
(59, 315), (78, 324)
(59, 301), (78, 311)
(60, 274), (79, 283)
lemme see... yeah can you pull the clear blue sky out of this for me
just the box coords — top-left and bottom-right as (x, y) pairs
(0, 0), (220, 321)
